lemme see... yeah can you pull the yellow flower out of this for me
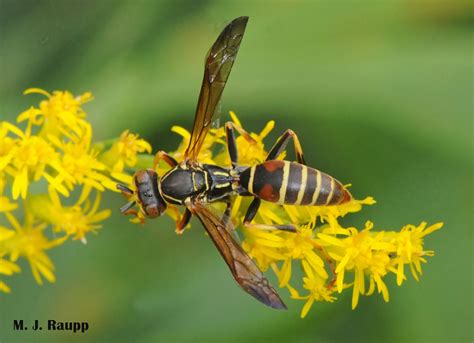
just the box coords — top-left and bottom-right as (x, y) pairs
(27, 188), (111, 243)
(286, 262), (338, 318)
(100, 130), (152, 173)
(18, 88), (92, 140)
(47, 124), (113, 197)
(0, 196), (17, 213)
(316, 220), (444, 310)
(0, 225), (20, 293)
(389, 222), (443, 285)
(0, 122), (70, 199)
(0, 258), (20, 293)
(1, 212), (66, 285)
(1, 88), (155, 293)
(0, 173), (17, 213)
(317, 222), (388, 309)
(241, 225), (286, 272)
(0, 123), (17, 171)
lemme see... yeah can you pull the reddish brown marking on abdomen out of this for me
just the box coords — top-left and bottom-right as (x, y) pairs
(340, 188), (352, 204)
(258, 184), (279, 202)
(248, 161), (285, 203)
(263, 160), (282, 172)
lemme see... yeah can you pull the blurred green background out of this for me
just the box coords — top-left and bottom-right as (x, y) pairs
(0, 0), (472, 342)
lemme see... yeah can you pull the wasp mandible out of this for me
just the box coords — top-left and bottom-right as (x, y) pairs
(117, 16), (352, 310)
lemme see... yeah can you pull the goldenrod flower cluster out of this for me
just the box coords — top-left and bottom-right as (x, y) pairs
(128, 111), (443, 318)
(0, 89), (150, 292)
(1, 90), (443, 319)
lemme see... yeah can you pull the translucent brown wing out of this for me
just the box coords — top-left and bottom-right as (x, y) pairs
(184, 16), (248, 162)
(191, 202), (286, 309)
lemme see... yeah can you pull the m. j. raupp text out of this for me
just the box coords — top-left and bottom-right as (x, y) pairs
(13, 319), (89, 333)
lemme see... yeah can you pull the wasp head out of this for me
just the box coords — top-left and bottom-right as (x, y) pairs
(117, 169), (167, 219)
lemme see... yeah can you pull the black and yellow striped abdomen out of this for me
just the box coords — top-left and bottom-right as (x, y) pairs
(239, 160), (352, 206)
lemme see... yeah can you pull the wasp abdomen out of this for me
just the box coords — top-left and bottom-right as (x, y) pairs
(239, 160), (351, 206)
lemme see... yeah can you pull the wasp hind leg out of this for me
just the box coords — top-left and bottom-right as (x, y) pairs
(221, 196), (234, 229)
(225, 121), (257, 168)
(243, 197), (296, 233)
(265, 129), (306, 165)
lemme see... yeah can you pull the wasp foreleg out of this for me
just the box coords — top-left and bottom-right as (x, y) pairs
(117, 183), (134, 196)
(176, 208), (192, 235)
(121, 208), (145, 225)
(153, 150), (178, 170)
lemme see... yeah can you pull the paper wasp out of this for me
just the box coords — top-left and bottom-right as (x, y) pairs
(117, 16), (352, 310)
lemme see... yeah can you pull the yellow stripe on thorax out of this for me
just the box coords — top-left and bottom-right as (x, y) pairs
(163, 193), (182, 204)
(212, 171), (229, 177)
(192, 172), (197, 192)
(204, 170), (209, 190)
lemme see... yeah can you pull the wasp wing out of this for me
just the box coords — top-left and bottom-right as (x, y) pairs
(184, 16), (248, 162)
(191, 202), (286, 310)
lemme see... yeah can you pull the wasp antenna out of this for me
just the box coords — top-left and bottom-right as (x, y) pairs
(117, 183), (134, 195)
(120, 201), (136, 214)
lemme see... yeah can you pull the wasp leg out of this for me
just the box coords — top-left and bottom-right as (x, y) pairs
(117, 183), (134, 196)
(153, 150), (178, 170)
(120, 200), (136, 214)
(244, 223), (296, 233)
(122, 208), (145, 225)
(265, 129), (306, 165)
(243, 197), (296, 232)
(225, 122), (257, 168)
(221, 196), (234, 229)
(176, 208), (192, 235)
(243, 197), (261, 224)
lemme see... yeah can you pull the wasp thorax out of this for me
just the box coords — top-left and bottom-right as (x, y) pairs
(134, 169), (167, 218)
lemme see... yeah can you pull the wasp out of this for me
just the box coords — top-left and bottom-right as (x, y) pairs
(117, 16), (352, 310)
